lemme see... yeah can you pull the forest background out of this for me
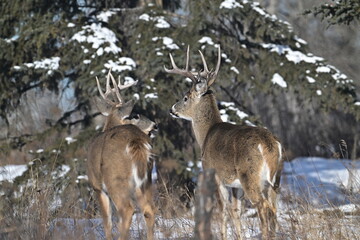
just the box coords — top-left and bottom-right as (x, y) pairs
(0, 0), (359, 237)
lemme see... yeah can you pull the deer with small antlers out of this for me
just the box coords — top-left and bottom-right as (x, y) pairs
(87, 71), (157, 240)
(164, 46), (283, 239)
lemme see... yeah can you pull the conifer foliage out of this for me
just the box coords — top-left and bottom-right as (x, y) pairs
(0, 0), (359, 225)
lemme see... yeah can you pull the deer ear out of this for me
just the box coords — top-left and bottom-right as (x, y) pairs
(93, 96), (111, 116)
(195, 79), (208, 96)
(118, 100), (135, 119)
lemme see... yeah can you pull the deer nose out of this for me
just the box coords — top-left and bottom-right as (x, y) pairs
(153, 124), (158, 130)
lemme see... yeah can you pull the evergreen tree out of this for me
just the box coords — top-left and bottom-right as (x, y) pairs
(304, 0), (360, 26)
(0, 0), (359, 229)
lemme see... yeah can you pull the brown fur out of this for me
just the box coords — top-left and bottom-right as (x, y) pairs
(167, 47), (283, 240)
(87, 125), (155, 240)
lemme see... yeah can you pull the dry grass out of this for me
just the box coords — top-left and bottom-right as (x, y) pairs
(0, 160), (359, 240)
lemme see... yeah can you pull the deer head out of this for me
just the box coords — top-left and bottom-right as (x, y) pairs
(165, 46), (221, 122)
(95, 70), (157, 136)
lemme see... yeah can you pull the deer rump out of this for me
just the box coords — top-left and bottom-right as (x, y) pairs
(202, 123), (282, 196)
(88, 124), (152, 196)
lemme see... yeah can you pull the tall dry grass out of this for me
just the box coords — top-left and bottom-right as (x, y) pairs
(0, 157), (359, 240)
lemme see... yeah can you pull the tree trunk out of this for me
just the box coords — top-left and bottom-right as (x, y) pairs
(194, 169), (217, 240)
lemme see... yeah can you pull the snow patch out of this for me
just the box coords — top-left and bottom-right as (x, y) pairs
(198, 36), (215, 45)
(262, 43), (323, 64)
(316, 66), (331, 73)
(17, 57), (61, 75)
(71, 23), (122, 55)
(67, 23), (75, 28)
(230, 66), (239, 74)
(97, 10), (116, 23)
(219, 101), (248, 122)
(104, 57), (136, 72)
(152, 36), (179, 50)
(220, 0), (243, 9)
(65, 137), (77, 144)
(306, 76), (316, 83)
(271, 73), (287, 88)
(139, 14), (170, 28)
(0, 165), (28, 182)
(144, 93), (158, 99)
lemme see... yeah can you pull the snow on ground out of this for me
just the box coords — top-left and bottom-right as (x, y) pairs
(1, 157), (359, 239)
(0, 165), (27, 182)
(281, 157), (360, 207)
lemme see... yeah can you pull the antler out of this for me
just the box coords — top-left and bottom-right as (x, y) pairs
(197, 45), (221, 86)
(96, 70), (138, 107)
(164, 46), (197, 83)
(164, 45), (221, 86)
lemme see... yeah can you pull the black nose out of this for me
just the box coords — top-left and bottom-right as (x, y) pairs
(153, 124), (158, 130)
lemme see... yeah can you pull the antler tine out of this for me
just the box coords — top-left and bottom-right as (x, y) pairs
(214, 45), (221, 77)
(108, 71), (124, 107)
(117, 76), (138, 90)
(96, 74), (117, 106)
(198, 50), (210, 74)
(207, 45), (221, 86)
(185, 45), (190, 71)
(164, 47), (197, 83)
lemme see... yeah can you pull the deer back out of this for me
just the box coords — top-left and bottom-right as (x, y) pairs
(202, 122), (282, 186)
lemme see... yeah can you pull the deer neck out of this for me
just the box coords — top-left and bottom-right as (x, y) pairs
(191, 94), (222, 149)
(103, 115), (122, 131)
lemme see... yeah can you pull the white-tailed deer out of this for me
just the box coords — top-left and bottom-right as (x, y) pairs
(164, 46), (283, 239)
(87, 71), (157, 240)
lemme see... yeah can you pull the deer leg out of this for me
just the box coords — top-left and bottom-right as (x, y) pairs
(240, 172), (274, 240)
(115, 199), (134, 240)
(267, 187), (278, 238)
(230, 188), (243, 240)
(136, 187), (155, 240)
(96, 190), (113, 240)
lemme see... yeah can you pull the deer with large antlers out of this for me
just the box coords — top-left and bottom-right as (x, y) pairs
(164, 46), (283, 239)
(87, 71), (157, 240)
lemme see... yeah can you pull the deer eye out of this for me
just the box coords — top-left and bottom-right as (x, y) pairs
(183, 96), (188, 102)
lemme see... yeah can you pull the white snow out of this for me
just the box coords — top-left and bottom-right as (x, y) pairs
(53, 165), (71, 179)
(282, 157), (360, 206)
(144, 93), (158, 99)
(152, 36), (179, 50)
(316, 66), (331, 73)
(162, 37), (179, 49)
(139, 13), (150, 21)
(0, 165), (28, 182)
(220, 0), (243, 9)
(65, 136), (77, 144)
(219, 101), (249, 122)
(3, 157), (359, 238)
(155, 16), (170, 28)
(96, 10), (116, 23)
(139, 14), (170, 28)
(262, 43), (324, 64)
(306, 76), (316, 83)
(71, 23), (122, 55)
(198, 36), (215, 45)
(230, 66), (239, 74)
(316, 89), (322, 95)
(271, 73), (287, 88)
(104, 57), (137, 72)
(19, 57), (60, 73)
(355, 102), (360, 106)
(36, 149), (44, 153)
